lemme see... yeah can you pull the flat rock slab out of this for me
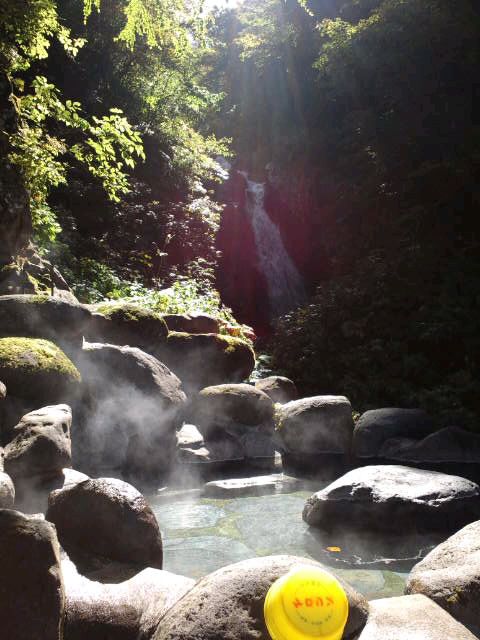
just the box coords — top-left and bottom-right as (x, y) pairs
(153, 555), (368, 640)
(303, 465), (480, 533)
(406, 520), (480, 635)
(357, 595), (477, 640)
(63, 555), (194, 640)
(203, 474), (301, 498)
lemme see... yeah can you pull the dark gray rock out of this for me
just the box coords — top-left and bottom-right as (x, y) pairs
(156, 332), (255, 392)
(358, 595), (477, 640)
(255, 376), (298, 404)
(76, 343), (186, 475)
(277, 396), (354, 455)
(352, 408), (435, 459)
(62, 554), (194, 640)
(303, 465), (480, 533)
(161, 313), (221, 335)
(4, 404), (72, 483)
(0, 471), (14, 507)
(405, 520), (480, 635)
(14, 467), (89, 515)
(47, 477), (163, 570)
(153, 555), (368, 640)
(0, 510), (65, 640)
(84, 303), (168, 352)
(380, 426), (480, 464)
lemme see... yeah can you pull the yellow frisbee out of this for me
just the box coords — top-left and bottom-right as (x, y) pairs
(264, 566), (349, 640)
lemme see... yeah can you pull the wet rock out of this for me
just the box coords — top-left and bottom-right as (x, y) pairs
(203, 474), (301, 498)
(153, 555), (368, 640)
(255, 376), (298, 404)
(4, 404), (72, 484)
(0, 294), (91, 348)
(62, 554), (194, 640)
(47, 477), (163, 570)
(161, 313), (221, 335)
(405, 520), (480, 635)
(357, 595), (477, 640)
(0, 471), (14, 507)
(277, 395), (354, 455)
(85, 303), (168, 352)
(0, 337), (81, 407)
(303, 465), (480, 533)
(77, 343), (185, 474)
(0, 510), (65, 640)
(352, 408), (435, 460)
(156, 332), (255, 392)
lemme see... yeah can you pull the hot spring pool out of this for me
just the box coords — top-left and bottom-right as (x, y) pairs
(150, 490), (426, 600)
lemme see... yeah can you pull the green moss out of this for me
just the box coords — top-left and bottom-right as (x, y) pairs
(96, 303), (160, 323)
(0, 338), (81, 381)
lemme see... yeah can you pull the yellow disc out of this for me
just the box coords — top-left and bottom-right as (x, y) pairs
(264, 566), (349, 640)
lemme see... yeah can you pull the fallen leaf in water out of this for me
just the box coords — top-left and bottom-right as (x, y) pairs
(326, 546), (342, 553)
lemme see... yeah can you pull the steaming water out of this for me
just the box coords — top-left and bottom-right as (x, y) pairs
(241, 173), (306, 317)
(151, 491), (412, 599)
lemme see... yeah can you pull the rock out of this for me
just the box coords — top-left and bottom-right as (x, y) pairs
(0, 510), (65, 640)
(14, 467), (89, 515)
(47, 477), (163, 570)
(153, 555), (368, 640)
(76, 343), (186, 474)
(0, 380), (6, 398)
(0, 446), (4, 471)
(352, 408), (435, 459)
(0, 337), (81, 408)
(0, 471), (14, 507)
(379, 426), (480, 464)
(276, 395), (354, 455)
(303, 465), (480, 533)
(203, 474), (301, 498)
(189, 384), (276, 467)
(156, 332), (255, 392)
(85, 303), (168, 352)
(177, 423), (205, 449)
(255, 376), (298, 404)
(62, 554), (194, 640)
(193, 383), (274, 432)
(4, 405), (72, 484)
(0, 294), (92, 347)
(161, 313), (221, 335)
(357, 595), (477, 640)
(405, 520), (480, 634)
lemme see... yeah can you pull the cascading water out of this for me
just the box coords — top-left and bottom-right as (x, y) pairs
(241, 173), (306, 317)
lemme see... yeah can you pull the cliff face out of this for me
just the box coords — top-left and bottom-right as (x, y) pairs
(0, 71), (32, 269)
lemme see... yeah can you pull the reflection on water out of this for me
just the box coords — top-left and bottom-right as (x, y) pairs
(150, 491), (438, 599)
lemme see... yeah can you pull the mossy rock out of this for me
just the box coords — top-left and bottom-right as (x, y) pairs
(0, 338), (81, 406)
(156, 332), (255, 392)
(86, 303), (168, 351)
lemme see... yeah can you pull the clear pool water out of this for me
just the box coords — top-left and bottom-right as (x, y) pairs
(150, 490), (423, 600)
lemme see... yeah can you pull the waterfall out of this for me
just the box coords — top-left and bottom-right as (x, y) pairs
(241, 173), (306, 317)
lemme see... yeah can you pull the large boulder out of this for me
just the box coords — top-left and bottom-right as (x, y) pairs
(4, 405), (72, 486)
(0, 294), (92, 348)
(255, 376), (298, 404)
(187, 384), (276, 467)
(0, 471), (14, 507)
(156, 332), (255, 392)
(62, 554), (194, 640)
(352, 408), (435, 460)
(357, 595), (477, 640)
(0, 510), (65, 640)
(303, 465), (480, 533)
(76, 343), (186, 474)
(161, 313), (221, 335)
(0, 337), (81, 408)
(276, 396), (354, 458)
(405, 520), (480, 635)
(85, 303), (168, 352)
(47, 477), (163, 570)
(153, 555), (368, 640)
